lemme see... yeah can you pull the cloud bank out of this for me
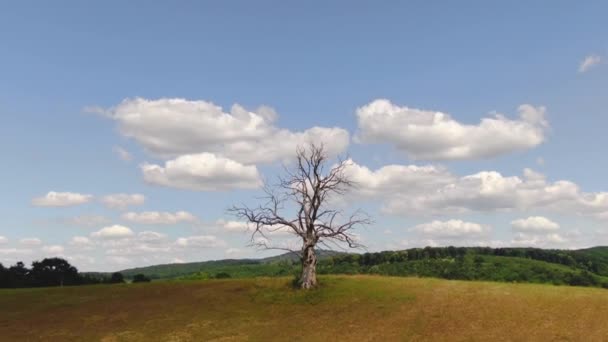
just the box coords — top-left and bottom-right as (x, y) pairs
(102, 98), (350, 164)
(356, 99), (547, 160)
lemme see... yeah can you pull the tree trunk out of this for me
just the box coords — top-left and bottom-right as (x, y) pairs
(300, 244), (317, 289)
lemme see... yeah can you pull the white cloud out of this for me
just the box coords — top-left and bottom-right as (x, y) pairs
(343, 159), (454, 197)
(216, 219), (292, 236)
(509, 218), (582, 248)
(0, 248), (33, 256)
(137, 231), (167, 243)
(511, 216), (560, 232)
(100, 194), (145, 210)
(0, 236), (7, 244)
(102, 231), (170, 257)
(42, 245), (65, 255)
(91, 225), (135, 239)
(113, 146), (132, 161)
(69, 236), (93, 248)
(106, 243), (171, 257)
(32, 192), (93, 207)
(347, 159), (608, 218)
(20, 238), (42, 246)
(355, 99), (547, 160)
(122, 211), (198, 225)
(100, 97), (349, 164)
(546, 233), (567, 243)
(175, 235), (226, 248)
(218, 219), (251, 233)
(66, 255), (96, 267)
(141, 153), (262, 191)
(579, 54), (602, 73)
(225, 248), (244, 257)
(511, 232), (569, 247)
(409, 220), (490, 239)
(398, 238), (506, 249)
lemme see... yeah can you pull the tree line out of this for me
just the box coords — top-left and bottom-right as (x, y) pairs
(318, 247), (608, 288)
(160, 246), (608, 289)
(0, 257), (150, 288)
(329, 247), (608, 276)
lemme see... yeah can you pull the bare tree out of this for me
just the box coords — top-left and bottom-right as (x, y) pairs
(230, 144), (371, 289)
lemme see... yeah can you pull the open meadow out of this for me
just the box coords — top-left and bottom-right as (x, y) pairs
(1, 275), (608, 341)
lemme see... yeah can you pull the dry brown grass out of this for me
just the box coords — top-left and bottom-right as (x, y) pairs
(1, 275), (607, 341)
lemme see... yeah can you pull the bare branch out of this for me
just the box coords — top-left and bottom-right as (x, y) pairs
(231, 143), (372, 288)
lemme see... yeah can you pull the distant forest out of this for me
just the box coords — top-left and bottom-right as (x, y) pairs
(0, 257), (149, 288)
(321, 246), (608, 288)
(3, 246), (608, 289)
(121, 246), (608, 289)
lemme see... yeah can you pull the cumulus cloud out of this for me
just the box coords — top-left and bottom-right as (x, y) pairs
(31, 192), (93, 207)
(398, 238), (506, 249)
(346, 160), (608, 219)
(342, 160), (593, 250)
(42, 245), (65, 255)
(355, 99), (548, 160)
(106, 243), (171, 257)
(216, 219), (291, 236)
(89, 229), (247, 266)
(69, 236), (93, 248)
(218, 219), (251, 233)
(511, 216), (560, 232)
(122, 211), (198, 225)
(91, 225), (135, 239)
(511, 232), (569, 247)
(343, 159), (454, 197)
(113, 146), (132, 161)
(0, 236), (7, 244)
(6, 229), (242, 270)
(579, 54), (602, 73)
(137, 231), (167, 243)
(100, 231), (171, 257)
(509, 217), (581, 248)
(175, 235), (226, 248)
(0, 248), (33, 256)
(66, 255), (96, 267)
(100, 194), (145, 210)
(99, 98), (349, 164)
(20, 238), (42, 246)
(225, 248), (245, 258)
(141, 153), (262, 191)
(409, 220), (490, 239)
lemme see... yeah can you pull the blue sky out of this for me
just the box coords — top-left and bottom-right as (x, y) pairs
(0, 1), (607, 271)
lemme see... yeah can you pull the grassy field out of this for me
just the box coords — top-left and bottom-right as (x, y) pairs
(1, 275), (608, 341)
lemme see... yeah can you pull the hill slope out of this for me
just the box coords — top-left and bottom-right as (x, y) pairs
(115, 249), (345, 279)
(2, 276), (608, 341)
(99, 246), (608, 290)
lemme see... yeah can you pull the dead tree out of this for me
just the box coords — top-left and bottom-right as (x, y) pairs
(231, 144), (371, 289)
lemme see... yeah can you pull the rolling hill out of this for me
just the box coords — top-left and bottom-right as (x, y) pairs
(110, 249), (345, 279)
(2, 275), (608, 341)
(83, 246), (608, 289)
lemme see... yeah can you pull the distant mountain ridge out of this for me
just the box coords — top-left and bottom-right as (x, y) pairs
(106, 249), (346, 279)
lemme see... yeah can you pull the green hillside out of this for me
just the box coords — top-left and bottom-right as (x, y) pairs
(85, 246), (608, 289)
(110, 249), (344, 280)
